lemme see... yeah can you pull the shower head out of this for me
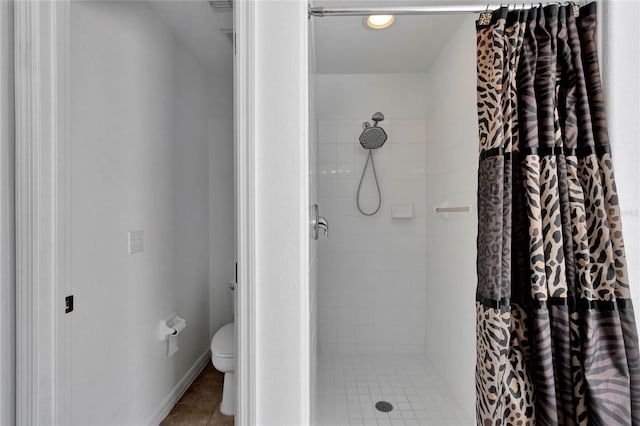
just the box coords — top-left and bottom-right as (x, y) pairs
(359, 126), (387, 149)
(359, 112), (388, 149)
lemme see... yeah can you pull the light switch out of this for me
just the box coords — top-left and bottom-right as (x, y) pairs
(128, 230), (144, 254)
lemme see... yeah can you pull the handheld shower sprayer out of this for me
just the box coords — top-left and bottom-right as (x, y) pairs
(357, 112), (387, 216)
(371, 112), (384, 124)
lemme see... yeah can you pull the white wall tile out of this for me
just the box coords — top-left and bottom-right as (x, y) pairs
(315, 62), (477, 426)
(423, 17), (478, 419)
(391, 120), (427, 144)
(319, 120), (337, 144)
(336, 120), (361, 144)
(319, 143), (337, 163)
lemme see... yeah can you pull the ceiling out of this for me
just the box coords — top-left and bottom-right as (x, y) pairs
(147, 1), (233, 78)
(147, 0), (474, 76)
(312, 0), (471, 74)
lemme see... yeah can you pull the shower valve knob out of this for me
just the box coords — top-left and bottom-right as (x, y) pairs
(317, 216), (328, 238)
(311, 204), (329, 240)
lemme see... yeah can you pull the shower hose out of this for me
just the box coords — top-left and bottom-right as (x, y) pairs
(356, 149), (382, 216)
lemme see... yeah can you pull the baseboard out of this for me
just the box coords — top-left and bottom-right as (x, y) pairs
(146, 349), (211, 426)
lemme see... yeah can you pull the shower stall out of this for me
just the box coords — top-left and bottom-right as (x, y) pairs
(310, 7), (479, 426)
(231, 0), (640, 424)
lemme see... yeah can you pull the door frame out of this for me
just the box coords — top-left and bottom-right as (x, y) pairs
(1, 2), (15, 425)
(233, 0), (257, 423)
(235, 1), (310, 424)
(14, 1), (72, 424)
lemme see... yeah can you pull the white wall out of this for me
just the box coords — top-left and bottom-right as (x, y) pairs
(208, 75), (235, 339)
(603, 0), (640, 329)
(317, 74), (430, 355)
(70, 2), (232, 424)
(0, 2), (14, 424)
(423, 17), (477, 418)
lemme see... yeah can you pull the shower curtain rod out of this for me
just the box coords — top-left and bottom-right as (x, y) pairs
(308, 2), (583, 17)
(310, 5), (497, 17)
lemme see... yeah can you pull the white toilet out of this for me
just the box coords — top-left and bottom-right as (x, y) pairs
(211, 283), (236, 416)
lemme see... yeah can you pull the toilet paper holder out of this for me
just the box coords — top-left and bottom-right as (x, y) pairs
(160, 314), (187, 341)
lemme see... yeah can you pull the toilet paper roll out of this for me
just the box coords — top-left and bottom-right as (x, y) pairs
(163, 315), (186, 357)
(160, 314), (187, 341)
(171, 318), (186, 335)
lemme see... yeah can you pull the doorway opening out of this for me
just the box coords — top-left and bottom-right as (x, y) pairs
(309, 8), (478, 425)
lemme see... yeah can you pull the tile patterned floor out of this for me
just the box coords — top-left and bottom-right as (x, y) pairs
(316, 354), (473, 426)
(161, 363), (234, 426)
(162, 354), (469, 426)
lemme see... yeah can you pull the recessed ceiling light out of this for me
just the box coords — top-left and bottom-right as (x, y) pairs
(365, 15), (395, 30)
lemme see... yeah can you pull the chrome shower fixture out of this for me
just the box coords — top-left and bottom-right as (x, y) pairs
(359, 112), (388, 150)
(357, 112), (388, 216)
(371, 111), (384, 123)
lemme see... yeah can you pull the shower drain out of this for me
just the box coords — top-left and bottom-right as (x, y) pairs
(375, 401), (394, 413)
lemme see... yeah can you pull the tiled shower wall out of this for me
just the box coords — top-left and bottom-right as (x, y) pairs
(423, 17), (478, 417)
(317, 74), (429, 354)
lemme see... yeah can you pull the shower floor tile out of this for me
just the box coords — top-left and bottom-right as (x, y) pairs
(316, 354), (473, 426)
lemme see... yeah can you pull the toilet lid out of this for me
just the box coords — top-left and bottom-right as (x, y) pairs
(211, 323), (235, 357)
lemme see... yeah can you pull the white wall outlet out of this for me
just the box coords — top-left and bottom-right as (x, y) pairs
(128, 230), (144, 254)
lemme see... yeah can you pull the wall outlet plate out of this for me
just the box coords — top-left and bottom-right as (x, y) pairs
(128, 230), (144, 254)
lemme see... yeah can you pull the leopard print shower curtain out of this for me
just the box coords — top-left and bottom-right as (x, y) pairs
(475, 2), (640, 424)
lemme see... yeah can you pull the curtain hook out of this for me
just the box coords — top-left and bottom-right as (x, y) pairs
(480, 3), (492, 26)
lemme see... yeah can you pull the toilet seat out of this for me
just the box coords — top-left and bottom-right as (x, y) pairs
(211, 323), (235, 358)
